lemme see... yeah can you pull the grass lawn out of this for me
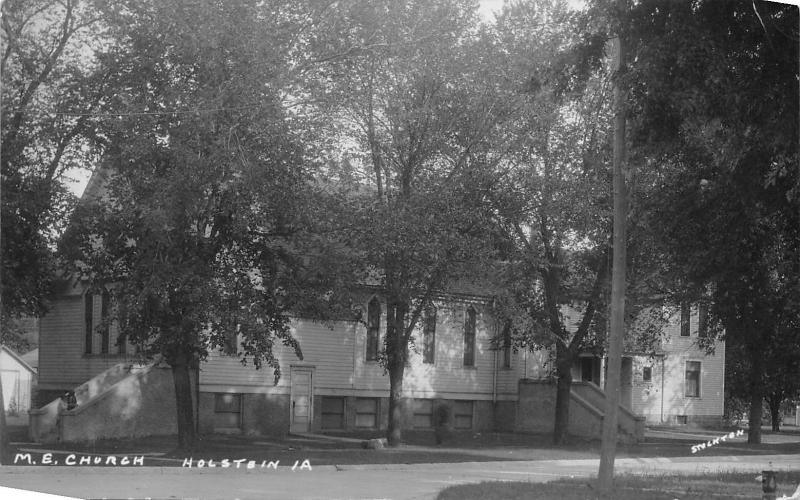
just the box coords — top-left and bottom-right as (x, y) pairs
(436, 471), (800, 500)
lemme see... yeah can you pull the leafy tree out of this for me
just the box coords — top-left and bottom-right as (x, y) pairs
(627, 0), (799, 443)
(1, 0), (111, 462)
(312, 0), (516, 446)
(488, 0), (616, 445)
(725, 305), (800, 432)
(61, 0), (341, 450)
(1, 0), (109, 338)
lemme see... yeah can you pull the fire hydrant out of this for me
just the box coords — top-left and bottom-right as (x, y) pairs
(762, 469), (777, 500)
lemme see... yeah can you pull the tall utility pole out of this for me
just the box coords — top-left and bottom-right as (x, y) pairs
(597, 30), (628, 492)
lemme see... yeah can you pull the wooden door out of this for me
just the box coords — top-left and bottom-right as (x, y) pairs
(289, 367), (313, 433)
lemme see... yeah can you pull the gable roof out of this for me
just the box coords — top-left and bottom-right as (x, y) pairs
(0, 345), (36, 374)
(20, 348), (39, 370)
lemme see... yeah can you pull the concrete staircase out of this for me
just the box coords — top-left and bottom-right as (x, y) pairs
(516, 379), (645, 443)
(570, 380), (645, 443)
(29, 358), (177, 443)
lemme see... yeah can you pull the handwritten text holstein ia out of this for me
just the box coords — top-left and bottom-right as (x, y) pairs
(181, 458), (313, 470)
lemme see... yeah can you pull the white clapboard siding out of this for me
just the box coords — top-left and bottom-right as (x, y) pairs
(402, 305), (495, 398)
(201, 319), (358, 392)
(38, 295), (132, 389)
(631, 309), (725, 419)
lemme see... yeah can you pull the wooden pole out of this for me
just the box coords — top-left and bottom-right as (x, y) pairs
(597, 32), (628, 492)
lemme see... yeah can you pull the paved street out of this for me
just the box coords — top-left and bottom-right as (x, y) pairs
(2, 453), (799, 500)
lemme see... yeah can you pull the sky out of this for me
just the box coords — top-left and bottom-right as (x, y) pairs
(478, 0), (587, 20)
(477, 0), (506, 20)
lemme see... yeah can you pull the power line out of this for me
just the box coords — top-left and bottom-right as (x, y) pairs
(3, 105), (261, 118)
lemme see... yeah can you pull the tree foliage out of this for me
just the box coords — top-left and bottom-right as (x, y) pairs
(487, 0), (617, 444)
(627, 0), (799, 443)
(1, 0), (110, 328)
(310, 0), (517, 445)
(60, 0), (345, 450)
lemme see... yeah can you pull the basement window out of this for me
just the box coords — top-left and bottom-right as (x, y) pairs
(354, 398), (378, 429)
(412, 399), (433, 429)
(453, 400), (474, 430)
(321, 397), (345, 430)
(214, 393), (242, 430)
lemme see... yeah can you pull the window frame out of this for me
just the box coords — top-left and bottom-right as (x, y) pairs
(223, 325), (240, 356)
(463, 306), (476, 367)
(698, 303), (708, 337)
(422, 306), (436, 365)
(685, 360), (701, 398)
(453, 400), (474, 430)
(354, 397), (379, 429)
(213, 393), (243, 430)
(320, 396), (346, 430)
(642, 366), (652, 383)
(84, 291), (94, 355)
(680, 302), (691, 337)
(412, 399), (433, 429)
(366, 298), (380, 362)
(100, 291), (111, 354)
(502, 322), (512, 369)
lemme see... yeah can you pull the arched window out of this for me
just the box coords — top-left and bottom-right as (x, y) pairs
(100, 290), (110, 354)
(84, 291), (94, 354)
(680, 302), (691, 336)
(423, 306), (436, 364)
(502, 321), (512, 368)
(463, 306), (476, 367)
(84, 289), (113, 355)
(366, 297), (380, 361)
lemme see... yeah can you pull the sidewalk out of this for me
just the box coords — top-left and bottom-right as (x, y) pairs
(2, 452), (799, 500)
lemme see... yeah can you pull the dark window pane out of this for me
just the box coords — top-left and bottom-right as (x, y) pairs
(423, 307), (436, 364)
(464, 307), (476, 367)
(213, 393), (242, 429)
(698, 304), (708, 337)
(84, 293), (93, 354)
(453, 400), (473, 429)
(367, 298), (380, 361)
(354, 398), (378, 428)
(321, 397), (345, 429)
(502, 322), (511, 368)
(413, 399), (433, 428)
(101, 291), (110, 354)
(685, 361), (701, 397)
(680, 303), (691, 336)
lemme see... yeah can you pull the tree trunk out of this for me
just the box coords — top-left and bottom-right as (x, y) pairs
(747, 351), (764, 444)
(171, 350), (196, 451)
(767, 393), (782, 433)
(387, 361), (405, 446)
(385, 301), (408, 447)
(553, 342), (573, 444)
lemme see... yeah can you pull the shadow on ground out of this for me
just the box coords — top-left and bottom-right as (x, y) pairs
(6, 425), (800, 467)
